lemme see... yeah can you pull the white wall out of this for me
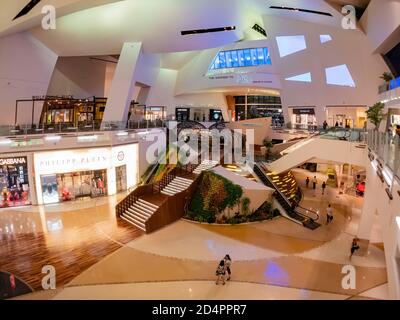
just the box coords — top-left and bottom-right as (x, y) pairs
(0, 32), (57, 125)
(146, 67), (229, 119)
(170, 16), (388, 125)
(360, 0), (400, 53)
(47, 56), (107, 98)
(358, 157), (400, 299)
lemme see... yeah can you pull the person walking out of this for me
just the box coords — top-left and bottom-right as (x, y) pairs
(312, 176), (317, 190)
(326, 204), (333, 225)
(306, 177), (310, 188)
(215, 260), (226, 285)
(224, 255), (232, 281)
(350, 237), (360, 259)
(323, 120), (328, 131)
(322, 181), (327, 195)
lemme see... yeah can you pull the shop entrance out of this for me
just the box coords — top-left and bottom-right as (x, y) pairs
(175, 108), (190, 122)
(41, 170), (107, 204)
(290, 108), (316, 130)
(116, 165), (127, 193)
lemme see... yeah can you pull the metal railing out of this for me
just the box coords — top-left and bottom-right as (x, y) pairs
(378, 76), (400, 94)
(0, 120), (167, 137)
(365, 129), (400, 179)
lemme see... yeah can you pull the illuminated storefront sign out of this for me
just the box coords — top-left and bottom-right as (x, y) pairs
(0, 158), (27, 166)
(34, 144), (139, 205)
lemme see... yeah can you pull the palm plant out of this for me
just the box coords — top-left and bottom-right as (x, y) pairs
(366, 102), (386, 131)
(380, 72), (394, 83)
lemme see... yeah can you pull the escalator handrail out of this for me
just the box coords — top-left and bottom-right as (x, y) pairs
(295, 204), (320, 221)
(254, 163), (317, 223)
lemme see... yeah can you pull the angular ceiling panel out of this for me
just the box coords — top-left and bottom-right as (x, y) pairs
(276, 35), (307, 58)
(325, 64), (356, 87)
(285, 72), (312, 82)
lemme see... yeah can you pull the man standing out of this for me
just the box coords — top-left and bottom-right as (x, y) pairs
(322, 181), (327, 195)
(306, 177), (310, 188)
(326, 204), (334, 225)
(312, 176), (317, 190)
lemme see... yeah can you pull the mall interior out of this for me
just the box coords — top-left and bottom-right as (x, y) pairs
(0, 0), (400, 301)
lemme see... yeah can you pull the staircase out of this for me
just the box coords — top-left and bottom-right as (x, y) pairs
(161, 177), (194, 196)
(253, 163), (321, 230)
(120, 198), (159, 232)
(193, 160), (219, 174)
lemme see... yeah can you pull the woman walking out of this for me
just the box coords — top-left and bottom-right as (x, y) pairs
(350, 238), (360, 259)
(215, 260), (226, 285)
(224, 255), (232, 281)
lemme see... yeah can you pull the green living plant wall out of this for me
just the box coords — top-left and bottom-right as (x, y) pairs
(186, 171), (276, 224)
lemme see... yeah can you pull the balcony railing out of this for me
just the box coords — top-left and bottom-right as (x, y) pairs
(366, 129), (400, 179)
(0, 120), (167, 137)
(379, 76), (400, 94)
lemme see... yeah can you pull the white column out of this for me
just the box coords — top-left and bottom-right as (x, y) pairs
(357, 163), (377, 240)
(103, 42), (142, 123)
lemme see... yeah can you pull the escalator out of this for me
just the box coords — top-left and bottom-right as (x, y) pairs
(253, 163), (321, 230)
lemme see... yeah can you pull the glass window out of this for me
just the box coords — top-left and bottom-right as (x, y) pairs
(218, 52), (226, 69)
(231, 50), (239, 67)
(264, 48), (271, 64)
(243, 49), (252, 67)
(257, 48), (265, 64)
(237, 50), (245, 67)
(250, 49), (258, 66)
(209, 47), (272, 70)
(225, 51), (232, 68)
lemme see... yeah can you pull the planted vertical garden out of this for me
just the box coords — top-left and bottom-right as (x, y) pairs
(185, 171), (277, 224)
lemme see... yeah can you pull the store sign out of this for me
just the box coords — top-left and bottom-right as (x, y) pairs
(117, 151), (125, 162)
(292, 108), (315, 115)
(35, 149), (112, 174)
(0, 157), (27, 166)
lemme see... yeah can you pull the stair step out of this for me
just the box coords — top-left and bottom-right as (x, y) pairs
(164, 185), (185, 192)
(174, 177), (193, 184)
(161, 190), (176, 196)
(169, 181), (190, 189)
(172, 179), (192, 186)
(131, 203), (154, 216)
(121, 215), (146, 231)
(163, 187), (180, 194)
(137, 199), (159, 210)
(125, 210), (147, 223)
(127, 207), (151, 220)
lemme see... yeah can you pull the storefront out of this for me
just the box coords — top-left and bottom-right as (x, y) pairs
(387, 108), (400, 132)
(290, 107), (317, 130)
(0, 157), (32, 208)
(326, 106), (367, 129)
(34, 144), (139, 205)
(175, 108), (190, 122)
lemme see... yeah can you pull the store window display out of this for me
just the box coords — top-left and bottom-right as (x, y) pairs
(0, 157), (31, 208)
(40, 170), (107, 204)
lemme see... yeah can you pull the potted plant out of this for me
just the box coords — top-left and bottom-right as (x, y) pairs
(380, 72), (394, 83)
(366, 102), (386, 131)
(263, 139), (274, 157)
